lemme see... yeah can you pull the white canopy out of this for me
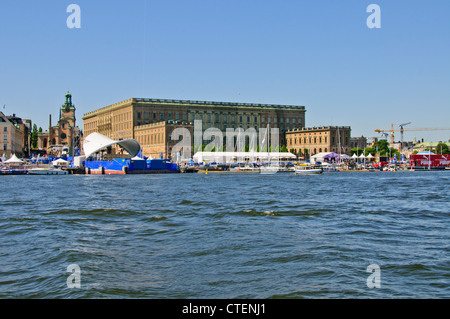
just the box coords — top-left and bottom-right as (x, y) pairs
(193, 151), (296, 163)
(352, 153), (358, 158)
(367, 153), (374, 159)
(310, 152), (340, 164)
(359, 153), (366, 158)
(5, 154), (24, 164)
(52, 158), (69, 166)
(83, 132), (141, 159)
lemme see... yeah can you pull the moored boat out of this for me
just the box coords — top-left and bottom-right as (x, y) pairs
(294, 164), (323, 175)
(0, 168), (28, 175)
(28, 167), (68, 175)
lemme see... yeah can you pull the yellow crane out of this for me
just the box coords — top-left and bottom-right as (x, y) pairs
(375, 124), (450, 150)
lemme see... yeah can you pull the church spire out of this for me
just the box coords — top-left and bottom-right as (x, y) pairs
(62, 90), (75, 110)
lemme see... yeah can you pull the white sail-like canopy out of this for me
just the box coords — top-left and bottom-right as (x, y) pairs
(83, 132), (141, 159)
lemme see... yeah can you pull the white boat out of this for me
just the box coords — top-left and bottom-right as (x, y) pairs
(294, 165), (323, 175)
(28, 167), (68, 175)
(321, 163), (339, 173)
(260, 166), (294, 174)
(230, 165), (260, 172)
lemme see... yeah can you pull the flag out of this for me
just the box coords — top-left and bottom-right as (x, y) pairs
(2, 105), (5, 110)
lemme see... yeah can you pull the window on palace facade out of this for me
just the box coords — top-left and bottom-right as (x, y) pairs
(137, 112), (141, 119)
(3, 127), (6, 132)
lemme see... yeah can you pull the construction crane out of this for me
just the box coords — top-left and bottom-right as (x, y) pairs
(398, 122), (411, 145)
(375, 124), (450, 150)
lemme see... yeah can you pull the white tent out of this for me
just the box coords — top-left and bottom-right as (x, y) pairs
(5, 154), (24, 164)
(83, 132), (141, 159)
(52, 158), (69, 166)
(193, 151), (296, 164)
(367, 153), (374, 159)
(359, 153), (366, 159)
(310, 152), (339, 164)
(352, 153), (358, 159)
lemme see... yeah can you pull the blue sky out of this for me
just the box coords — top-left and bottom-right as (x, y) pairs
(1, 0), (449, 142)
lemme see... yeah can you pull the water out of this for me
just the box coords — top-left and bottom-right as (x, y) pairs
(0, 171), (448, 299)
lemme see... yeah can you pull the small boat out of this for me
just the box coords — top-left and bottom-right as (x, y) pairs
(28, 167), (68, 175)
(294, 164), (323, 175)
(230, 164), (260, 172)
(321, 163), (339, 173)
(0, 168), (28, 175)
(260, 166), (294, 174)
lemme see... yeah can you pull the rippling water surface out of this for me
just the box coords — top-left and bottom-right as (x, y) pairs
(0, 171), (449, 298)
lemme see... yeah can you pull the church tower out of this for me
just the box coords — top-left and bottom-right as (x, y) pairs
(60, 90), (76, 128)
(46, 90), (81, 156)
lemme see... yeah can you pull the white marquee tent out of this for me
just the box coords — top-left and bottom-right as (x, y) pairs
(5, 154), (24, 164)
(193, 151), (296, 164)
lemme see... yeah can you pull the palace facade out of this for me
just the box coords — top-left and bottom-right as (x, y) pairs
(286, 126), (352, 156)
(83, 98), (307, 159)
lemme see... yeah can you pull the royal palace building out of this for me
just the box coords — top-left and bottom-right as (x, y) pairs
(83, 98), (307, 159)
(286, 126), (352, 157)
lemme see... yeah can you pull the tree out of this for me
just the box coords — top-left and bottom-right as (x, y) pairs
(351, 147), (364, 156)
(373, 139), (390, 156)
(31, 124), (38, 149)
(280, 145), (288, 153)
(364, 147), (376, 156)
(436, 143), (450, 155)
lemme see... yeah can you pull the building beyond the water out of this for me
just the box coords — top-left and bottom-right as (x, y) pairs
(0, 112), (29, 158)
(286, 126), (352, 157)
(37, 91), (82, 156)
(83, 98), (307, 159)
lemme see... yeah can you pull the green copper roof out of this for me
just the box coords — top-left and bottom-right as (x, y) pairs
(62, 90), (75, 110)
